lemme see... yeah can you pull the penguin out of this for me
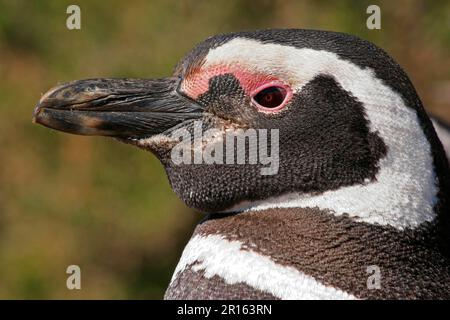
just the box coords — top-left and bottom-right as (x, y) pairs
(33, 29), (450, 299)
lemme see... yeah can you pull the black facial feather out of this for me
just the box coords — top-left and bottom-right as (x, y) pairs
(158, 74), (387, 212)
(197, 74), (250, 123)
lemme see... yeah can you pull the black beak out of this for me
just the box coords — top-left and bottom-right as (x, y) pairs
(33, 77), (203, 138)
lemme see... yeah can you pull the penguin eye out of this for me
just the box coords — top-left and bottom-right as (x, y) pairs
(252, 86), (288, 111)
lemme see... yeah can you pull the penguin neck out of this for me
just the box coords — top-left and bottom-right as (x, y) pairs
(226, 105), (439, 231)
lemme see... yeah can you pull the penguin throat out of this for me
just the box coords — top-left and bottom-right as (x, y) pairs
(224, 115), (438, 230)
(225, 132), (438, 230)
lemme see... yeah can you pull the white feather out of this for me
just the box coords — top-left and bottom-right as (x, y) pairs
(171, 234), (357, 300)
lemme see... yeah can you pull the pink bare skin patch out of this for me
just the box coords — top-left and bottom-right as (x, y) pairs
(180, 65), (293, 114)
(180, 65), (292, 106)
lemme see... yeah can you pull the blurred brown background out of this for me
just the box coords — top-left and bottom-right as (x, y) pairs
(0, 0), (449, 299)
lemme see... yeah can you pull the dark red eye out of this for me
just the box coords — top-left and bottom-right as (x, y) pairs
(252, 86), (287, 110)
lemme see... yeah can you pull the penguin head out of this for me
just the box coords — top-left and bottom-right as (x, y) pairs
(33, 29), (449, 227)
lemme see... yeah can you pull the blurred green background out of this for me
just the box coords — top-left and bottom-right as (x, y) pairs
(0, 0), (449, 299)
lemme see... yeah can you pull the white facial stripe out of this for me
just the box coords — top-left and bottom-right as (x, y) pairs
(432, 119), (450, 158)
(206, 38), (437, 230)
(171, 234), (356, 300)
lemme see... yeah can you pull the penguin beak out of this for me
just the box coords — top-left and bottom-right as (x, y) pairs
(33, 78), (203, 138)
